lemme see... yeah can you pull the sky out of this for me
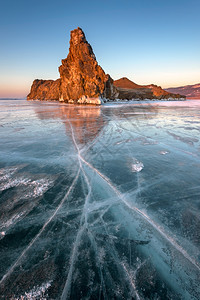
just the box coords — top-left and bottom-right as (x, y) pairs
(0, 0), (200, 98)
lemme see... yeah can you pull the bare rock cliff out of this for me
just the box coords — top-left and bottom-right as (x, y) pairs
(27, 27), (116, 104)
(27, 79), (61, 101)
(59, 27), (117, 103)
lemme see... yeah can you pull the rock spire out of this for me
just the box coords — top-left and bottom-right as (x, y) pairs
(27, 27), (116, 104)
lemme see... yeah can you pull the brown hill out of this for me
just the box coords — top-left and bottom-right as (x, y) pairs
(165, 83), (200, 99)
(113, 78), (185, 100)
(113, 77), (142, 89)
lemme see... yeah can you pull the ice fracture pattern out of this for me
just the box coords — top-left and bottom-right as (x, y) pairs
(0, 99), (200, 299)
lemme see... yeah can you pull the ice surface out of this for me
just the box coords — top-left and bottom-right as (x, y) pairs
(0, 99), (200, 299)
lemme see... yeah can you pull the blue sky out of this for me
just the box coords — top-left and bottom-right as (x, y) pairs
(0, 0), (200, 97)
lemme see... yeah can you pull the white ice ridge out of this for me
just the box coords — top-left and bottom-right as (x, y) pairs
(67, 116), (200, 274)
(0, 168), (80, 286)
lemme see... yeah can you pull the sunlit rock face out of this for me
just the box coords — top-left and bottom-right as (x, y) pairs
(27, 79), (61, 101)
(59, 27), (117, 102)
(27, 27), (117, 104)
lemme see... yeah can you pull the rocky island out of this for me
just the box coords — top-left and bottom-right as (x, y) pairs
(27, 27), (185, 104)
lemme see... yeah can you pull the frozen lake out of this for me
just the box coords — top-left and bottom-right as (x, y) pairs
(0, 99), (200, 299)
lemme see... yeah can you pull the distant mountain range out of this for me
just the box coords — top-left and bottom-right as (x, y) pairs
(165, 83), (200, 99)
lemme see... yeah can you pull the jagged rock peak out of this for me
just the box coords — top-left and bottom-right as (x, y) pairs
(58, 27), (117, 102)
(69, 27), (96, 60)
(70, 27), (86, 44)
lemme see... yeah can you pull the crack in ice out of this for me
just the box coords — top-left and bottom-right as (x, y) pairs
(0, 168), (80, 286)
(80, 147), (200, 273)
(61, 120), (93, 299)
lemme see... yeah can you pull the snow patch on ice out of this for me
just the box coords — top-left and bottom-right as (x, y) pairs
(131, 160), (144, 172)
(1, 212), (25, 231)
(0, 166), (18, 181)
(0, 168), (53, 197)
(160, 150), (170, 155)
(0, 177), (31, 191)
(0, 231), (6, 240)
(25, 178), (54, 198)
(14, 281), (52, 300)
